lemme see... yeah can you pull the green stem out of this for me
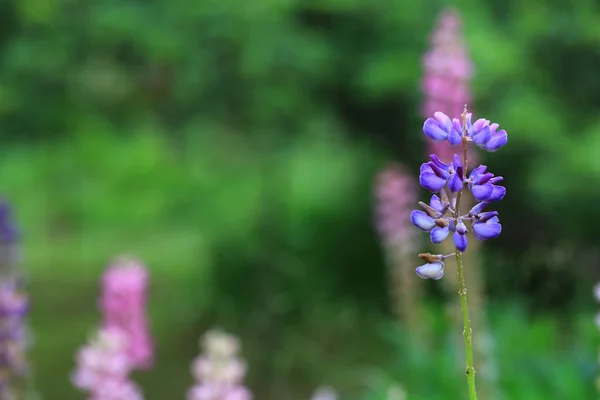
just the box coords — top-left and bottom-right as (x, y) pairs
(456, 250), (478, 400)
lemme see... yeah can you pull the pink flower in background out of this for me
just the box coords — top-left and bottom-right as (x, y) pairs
(374, 163), (424, 328)
(99, 256), (153, 370)
(374, 164), (418, 249)
(421, 8), (474, 164)
(72, 327), (143, 400)
(187, 329), (252, 400)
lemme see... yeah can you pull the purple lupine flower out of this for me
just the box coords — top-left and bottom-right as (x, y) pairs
(0, 278), (29, 399)
(421, 8), (473, 164)
(0, 201), (18, 247)
(415, 261), (445, 280)
(467, 116), (508, 152)
(418, 154), (465, 194)
(468, 166), (506, 202)
(411, 108), (507, 278)
(0, 198), (30, 400)
(72, 327), (143, 400)
(187, 329), (252, 400)
(99, 256), (153, 370)
(423, 112), (508, 152)
(0, 200), (20, 279)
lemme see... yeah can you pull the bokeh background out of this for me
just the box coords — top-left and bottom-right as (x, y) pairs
(2, 0), (600, 398)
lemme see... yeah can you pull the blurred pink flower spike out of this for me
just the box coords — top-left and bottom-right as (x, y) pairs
(99, 255), (154, 370)
(71, 327), (143, 400)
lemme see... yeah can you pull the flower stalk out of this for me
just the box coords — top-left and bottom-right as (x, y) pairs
(456, 251), (477, 400)
(454, 111), (477, 400)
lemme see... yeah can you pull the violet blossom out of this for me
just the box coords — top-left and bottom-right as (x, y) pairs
(411, 109), (507, 279)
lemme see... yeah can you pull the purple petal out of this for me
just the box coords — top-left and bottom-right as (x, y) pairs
(415, 262), (444, 280)
(473, 221), (502, 240)
(484, 130), (508, 152)
(448, 220), (456, 232)
(453, 231), (468, 252)
(448, 173), (463, 193)
(472, 124), (491, 146)
(453, 153), (463, 170)
(471, 184), (493, 201)
(423, 117), (449, 141)
(489, 176), (504, 184)
(488, 186), (506, 202)
(428, 161), (449, 179)
(410, 210), (435, 231)
(429, 154), (448, 169)
(471, 118), (490, 134)
(478, 211), (499, 223)
(419, 172), (447, 192)
(475, 172), (493, 185)
(456, 220), (468, 234)
(465, 113), (472, 126)
(430, 226), (450, 243)
(433, 111), (452, 130)
(469, 202), (488, 215)
(448, 119), (462, 145)
(469, 165), (487, 179)
(429, 195), (444, 213)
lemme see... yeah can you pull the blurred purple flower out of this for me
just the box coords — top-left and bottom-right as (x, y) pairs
(187, 329), (252, 400)
(0, 278), (29, 398)
(99, 256), (153, 370)
(0, 201), (18, 246)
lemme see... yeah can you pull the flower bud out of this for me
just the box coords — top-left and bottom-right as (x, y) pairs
(415, 262), (444, 280)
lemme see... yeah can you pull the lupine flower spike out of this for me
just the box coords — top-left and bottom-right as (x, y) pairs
(374, 164), (423, 332)
(411, 107), (507, 400)
(0, 200), (34, 400)
(99, 256), (153, 370)
(187, 329), (252, 400)
(421, 10), (499, 399)
(0, 279), (29, 400)
(71, 327), (143, 400)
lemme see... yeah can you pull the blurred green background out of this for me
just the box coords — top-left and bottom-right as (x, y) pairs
(2, 0), (600, 398)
